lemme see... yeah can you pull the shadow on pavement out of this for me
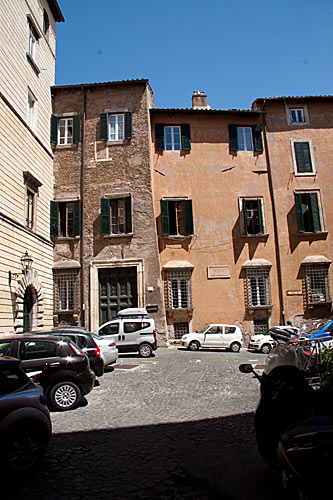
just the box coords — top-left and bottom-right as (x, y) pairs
(3, 412), (284, 500)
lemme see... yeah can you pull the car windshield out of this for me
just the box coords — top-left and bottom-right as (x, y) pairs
(196, 324), (210, 333)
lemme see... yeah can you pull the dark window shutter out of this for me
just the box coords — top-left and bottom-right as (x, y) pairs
(124, 112), (132, 140)
(101, 198), (110, 235)
(258, 199), (264, 233)
(252, 125), (263, 152)
(181, 124), (191, 151)
(160, 200), (170, 235)
(242, 198), (249, 235)
(309, 193), (321, 232)
(155, 124), (165, 151)
(73, 200), (81, 236)
(125, 196), (132, 233)
(73, 115), (81, 143)
(100, 113), (108, 141)
(50, 201), (59, 238)
(294, 142), (313, 173)
(228, 124), (238, 151)
(295, 193), (305, 232)
(50, 115), (58, 144)
(184, 200), (194, 235)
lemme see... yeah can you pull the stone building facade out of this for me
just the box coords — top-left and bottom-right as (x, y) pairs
(0, 0), (63, 333)
(151, 92), (333, 340)
(51, 80), (166, 334)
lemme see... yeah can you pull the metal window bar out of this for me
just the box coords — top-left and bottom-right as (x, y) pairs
(246, 268), (271, 306)
(54, 271), (79, 312)
(167, 270), (192, 309)
(173, 322), (189, 339)
(305, 265), (330, 304)
(253, 319), (269, 335)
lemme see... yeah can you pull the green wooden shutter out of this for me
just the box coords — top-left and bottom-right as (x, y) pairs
(310, 193), (321, 232)
(181, 123), (191, 151)
(155, 124), (165, 151)
(125, 196), (132, 233)
(252, 125), (263, 152)
(294, 193), (305, 232)
(160, 200), (170, 235)
(101, 198), (110, 235)
(50, 201), (59, 238)
(73, 200), (81, 236)
(184, 200), (194, 235)
(242, 198), (249, 235)
(73, 115), (81, 143)
(228, 124), (238, 151)
(258, 199), (264, 234)
(100, 113), (108, 141)
(294, 142), (313, 173)
(124, 112), (132, 139)
(50, 115), (58, 144)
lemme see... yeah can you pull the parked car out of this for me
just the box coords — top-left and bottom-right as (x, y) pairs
(95, 308), (158, 357)
(248, 326), (300, 354)
(0, 356), (52, 472)
(33, 329), (104, 377)
(0, 334), (96, 411)
(298, 320), (333, 347)
(181, 324), (243, 352)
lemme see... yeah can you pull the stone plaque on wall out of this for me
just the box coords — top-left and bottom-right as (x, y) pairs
(207, 265), (230, 279)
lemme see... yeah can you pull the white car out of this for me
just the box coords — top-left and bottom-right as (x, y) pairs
(248, 332), (276, 354)
(181, 324), (243, 353)
(92, 333), (118, 367)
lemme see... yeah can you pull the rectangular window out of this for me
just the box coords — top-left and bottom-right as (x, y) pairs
(155, 123), (191, 151)
(58, 118), (73, 145)
(253, 319), (269, 335)
(27, 92), (36, 129)
(26, 187), (36, 230)
(164, 126), (181, 150)
(228, 124), (263, 152)
(305, 265), (330, 304)
(167, 270), (192, 310)
(101, 197), (132, 235)
(246, 268), (271, 307)
(50, 200), (81, 238)
(241, 198), (265, 235)
(29, 25), (37, 59)
(290, 108), (305, 123)
(237, 127), (253, 151)
(160, 199), (194, 236)
(99, 112), (132, 142)
(293, 142), (314, 174)
(295, 192), (322, 233)
(54, 270), (79, 312)
(173, 322), (189, 339)
(109, 114), (124, 141)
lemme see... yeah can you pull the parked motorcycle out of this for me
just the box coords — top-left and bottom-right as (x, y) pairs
(240, 344), (333, 499)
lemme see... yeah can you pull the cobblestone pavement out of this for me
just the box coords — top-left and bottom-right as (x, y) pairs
(4, 347), (286, 500)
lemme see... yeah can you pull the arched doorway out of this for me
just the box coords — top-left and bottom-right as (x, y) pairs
(23, 286), (35, 332)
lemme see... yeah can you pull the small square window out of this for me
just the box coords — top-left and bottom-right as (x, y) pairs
(160, 199), (194, 236)
(290, 108), (305, 123)
(50, 200), (81, 238)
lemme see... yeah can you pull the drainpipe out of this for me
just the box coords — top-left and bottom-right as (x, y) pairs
(261, 103), (286, 325)
(80, 86), (86, 327)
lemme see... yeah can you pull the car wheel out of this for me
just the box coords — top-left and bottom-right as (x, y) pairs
(5, 425), (47, 472)
(49, 381), (81, 411)
(260, 343), (272, 354)
(138, 343), (153, 357)
(230, 342), (241, 353)
(188, 341), (200, 351)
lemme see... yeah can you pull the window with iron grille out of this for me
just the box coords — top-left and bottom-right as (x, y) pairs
(166, 270), (192, 309)
(173, 322), (189, 339)
(54, 270), (79, 312)
(305, 265), (330, 304)
(246, 268), (271, 307)
(253, 319), (269, 334)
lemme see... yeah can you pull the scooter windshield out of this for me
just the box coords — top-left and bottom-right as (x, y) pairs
(264, 344), (309, 375)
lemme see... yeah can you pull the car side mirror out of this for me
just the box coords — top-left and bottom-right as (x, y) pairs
(239, 363), (254, 374)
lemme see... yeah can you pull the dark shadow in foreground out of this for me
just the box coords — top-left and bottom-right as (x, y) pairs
(3, 412), (285, 500)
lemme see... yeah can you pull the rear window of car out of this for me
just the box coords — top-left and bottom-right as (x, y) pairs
(225, 327), (236, 334)
(0, 366), (28, 396)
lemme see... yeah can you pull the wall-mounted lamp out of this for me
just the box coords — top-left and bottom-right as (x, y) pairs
(8, 251), (33, 285)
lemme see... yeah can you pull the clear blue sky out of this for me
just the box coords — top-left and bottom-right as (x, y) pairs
(55, 0), (333, 110)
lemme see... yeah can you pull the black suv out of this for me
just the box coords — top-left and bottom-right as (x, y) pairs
(0, 334), (95, 411)
(33, 329), (104, 377)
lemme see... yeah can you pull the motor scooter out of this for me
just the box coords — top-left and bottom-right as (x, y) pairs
(240, 343), (333, 499)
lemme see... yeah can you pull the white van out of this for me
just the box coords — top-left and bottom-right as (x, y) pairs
(181, 324), (243, 352)
(94, 308), (157, 357)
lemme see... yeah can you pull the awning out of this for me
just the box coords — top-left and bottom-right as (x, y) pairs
(301, 255), (331, 265)
(242, 259), (272, 268)
(162, 260), (194, 269)
(53, 260), (81, 269)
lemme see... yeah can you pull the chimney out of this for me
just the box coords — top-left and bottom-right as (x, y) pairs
(192, 90), (209, 109)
